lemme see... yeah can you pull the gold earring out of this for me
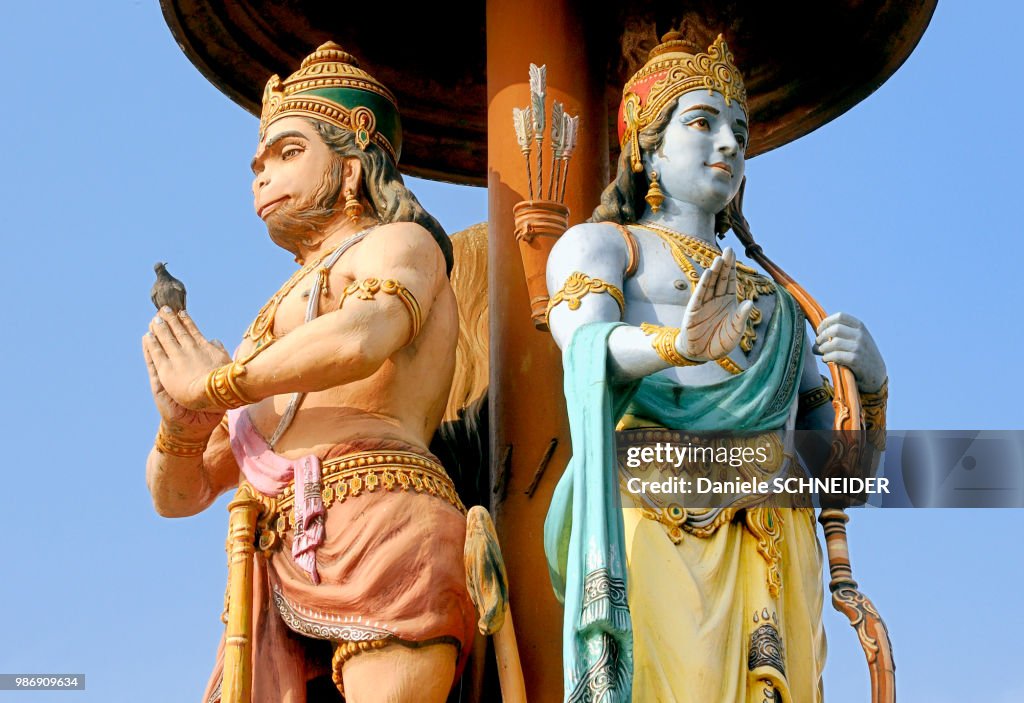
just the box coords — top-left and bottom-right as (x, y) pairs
(343, 189), (364, 223)
(645, 171), (664, 213)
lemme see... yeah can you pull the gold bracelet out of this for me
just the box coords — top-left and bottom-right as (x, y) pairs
(860, 378), (888, 430)
(640, 322), (700, 367)
(797, 375), (836, 417)
(155, 424), (208, 458)
(339, 278), (423, 345)
(798, 386), (832, 414)
(546, 271), (626, 320)
(860, 378), (888, 450)
(716, 355), (744, 375)
(205, 361), (257, 410)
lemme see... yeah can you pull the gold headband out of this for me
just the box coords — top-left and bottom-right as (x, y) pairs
(260, 42), (402, 163)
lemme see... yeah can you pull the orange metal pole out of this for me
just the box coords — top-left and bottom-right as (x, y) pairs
(487, 0), (608, 699)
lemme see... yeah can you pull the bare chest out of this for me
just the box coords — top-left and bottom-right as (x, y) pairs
(236, 266), (355, 360)
(273, 272), (351, 334)
(624, 229), (777, 360)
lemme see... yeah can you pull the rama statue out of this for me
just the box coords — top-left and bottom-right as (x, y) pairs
(543, 29), (889, 702)
(142, 42), (475, 703)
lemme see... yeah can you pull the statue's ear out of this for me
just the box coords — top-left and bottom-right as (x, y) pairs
(341, 157), (364, 197)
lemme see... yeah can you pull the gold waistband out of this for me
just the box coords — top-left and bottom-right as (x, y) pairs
(254, 450), (465, 551)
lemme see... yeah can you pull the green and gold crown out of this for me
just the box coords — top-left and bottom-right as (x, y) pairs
(260, 42), (402, 163)
(619, 32), (747, 172)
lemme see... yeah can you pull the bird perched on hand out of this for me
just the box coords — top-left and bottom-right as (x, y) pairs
(151, 262), (187, 312)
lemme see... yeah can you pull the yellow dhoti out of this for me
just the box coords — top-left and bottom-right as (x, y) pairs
(616, 419), (826, 703)
(623, 505), (825, 702)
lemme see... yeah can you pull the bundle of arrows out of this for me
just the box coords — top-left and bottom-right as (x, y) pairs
(512, 64), (580, 204)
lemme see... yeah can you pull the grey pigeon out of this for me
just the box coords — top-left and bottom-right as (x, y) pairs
(151, 262), (187, 312)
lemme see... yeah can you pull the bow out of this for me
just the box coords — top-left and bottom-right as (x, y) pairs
(725, 178), (896, 703)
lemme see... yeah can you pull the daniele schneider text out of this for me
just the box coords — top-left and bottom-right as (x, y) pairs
(623, 441), (890, 496)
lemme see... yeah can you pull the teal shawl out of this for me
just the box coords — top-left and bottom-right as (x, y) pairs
(544, 288), (804, 703)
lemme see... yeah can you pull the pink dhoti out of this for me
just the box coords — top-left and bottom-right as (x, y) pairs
(202, 410), (476, 702)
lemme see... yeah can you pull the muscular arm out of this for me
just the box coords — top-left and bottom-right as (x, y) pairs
(547, 223), (673, 384)
(236, 223), (444, 399)
(547, 224), (751, 385)
(141, 335), (241, 517)
(795, 334), (835, 431)
(795, 320), (889, 477)
(145, 420), (240, 517)
(146, 223), (446, 412)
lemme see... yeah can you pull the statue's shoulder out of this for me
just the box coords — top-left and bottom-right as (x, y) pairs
(550, 221), (630, 271)
(366, 219), (435, 245)
(558, 220), (629, 249)
(337, 222), (447, 294)
(358, 221), (444, 268)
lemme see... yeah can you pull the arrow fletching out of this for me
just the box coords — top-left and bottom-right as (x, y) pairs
(529, 63), (546, 141)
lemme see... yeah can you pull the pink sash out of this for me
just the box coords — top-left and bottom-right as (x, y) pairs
(227, 408), (325, 585)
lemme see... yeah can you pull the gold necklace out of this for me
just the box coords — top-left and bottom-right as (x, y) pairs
(637, 220), (724, 265)
(634, 221), (774, 355)
(243, 242), (348, 348)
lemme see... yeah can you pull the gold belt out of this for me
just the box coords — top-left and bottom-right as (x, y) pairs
(254, 450), (465, 551)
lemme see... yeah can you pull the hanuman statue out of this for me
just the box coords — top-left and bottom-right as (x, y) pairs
(142, 43), (475, 702)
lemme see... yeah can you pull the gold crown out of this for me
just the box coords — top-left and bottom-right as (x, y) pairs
(260, 42), (402, 162)
(619, 33), (747, 172)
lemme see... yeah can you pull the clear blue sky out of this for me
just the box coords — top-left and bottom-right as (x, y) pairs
(1, 2), (1021, 702)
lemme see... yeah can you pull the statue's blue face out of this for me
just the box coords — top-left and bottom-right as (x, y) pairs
(645, 90), (748, 215)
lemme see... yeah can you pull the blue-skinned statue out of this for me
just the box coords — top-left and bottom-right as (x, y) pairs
(543, 30), (888, 702)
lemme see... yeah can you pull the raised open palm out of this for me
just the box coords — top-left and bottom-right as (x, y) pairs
(678, 247), (753, 362)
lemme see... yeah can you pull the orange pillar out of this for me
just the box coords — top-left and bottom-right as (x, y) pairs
(486, 0), (608, 699)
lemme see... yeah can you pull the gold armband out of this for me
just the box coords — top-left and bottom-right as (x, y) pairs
(640, 322), (700, 367)
(340, 278), (423, 344)
(546, 271), (626, 321)
(798, 375), (835, 416)
(205, 361), (257, 410)
(155, 424), (208, 458)
(861, 378), (888, 450)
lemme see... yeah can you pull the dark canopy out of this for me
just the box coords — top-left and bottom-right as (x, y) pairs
(162, 0), (936, 185)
